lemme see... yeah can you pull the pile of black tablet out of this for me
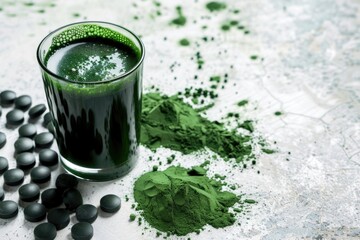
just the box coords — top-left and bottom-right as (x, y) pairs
(0, 90), (121, 240)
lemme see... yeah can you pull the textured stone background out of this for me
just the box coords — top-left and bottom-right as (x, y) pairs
(0, 0), (359, 239)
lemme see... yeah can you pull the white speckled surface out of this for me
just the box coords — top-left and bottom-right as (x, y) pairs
(0, 0), (360, 239)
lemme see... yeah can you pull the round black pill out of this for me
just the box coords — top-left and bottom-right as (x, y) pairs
(63, 188), (83, 211)
(41, 188), (62, 209)
(29, 104), (46, 119)
(19, 183), (40, 202)
(56, 173), (79, 191)
(0, 132), (6, 149)
(31, 166), (51, 184)
(6, 109), (24, 125)
(34, 132), (54, 149)
(34, 222), (57, 240)
(100, 194), (121, 213)
(16, 152), (36, 170)
(14, 137), (34, 153)
(0, 188), (4, 201)
(24, 203), (46, 222)
(3, 168), (24, 186)
(43, 112), (52, 126)
(76, 204), (98, 223)
(18, 123), (37, 138)
(71, 222), (94, 240)
(39, 149), (58, 167)
(0, 200), (18, 219)
(0, 90), (16, 105)
(0, 156), (8, 174)
(47, 208), (70, 230)
(14, 95), (32, 111)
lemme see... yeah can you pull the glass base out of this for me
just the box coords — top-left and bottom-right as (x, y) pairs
(60, 154), (138, 181)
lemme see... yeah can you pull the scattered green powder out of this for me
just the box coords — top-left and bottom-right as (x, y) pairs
(230, 20), (239, 26)
(206, 2), (227, 12)
(24, 2), (34, 7)
(130, 214), (136, 222)
(171, 6), (186, 26)
(221, 24), (231, 31)
(262, 148), (275, 154)
(195, 52), (204, 69)
(239, 120), (254, 133)
(140, 93), (253, 163)
(244, 199), (256, 204)
(179, 38), (190, 46)
(237, 100), (248, 107)
(134, 166), (239, 236)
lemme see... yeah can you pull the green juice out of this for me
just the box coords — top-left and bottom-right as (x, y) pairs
(46, 38), (139, 82)
(39, 23), (144, 181)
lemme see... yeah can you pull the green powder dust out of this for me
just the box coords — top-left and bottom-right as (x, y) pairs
(134, 166), (239, 236)
(237, 99), (248, 107)
(179, 38), (190, 46)
(171, 6), (187, 26)
(140, 93), (253, 163)
(206, 2), (227, 12)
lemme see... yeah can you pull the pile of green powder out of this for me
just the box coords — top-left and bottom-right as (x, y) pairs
(134, 166), (238, 236)
(140, 93), (253, 163)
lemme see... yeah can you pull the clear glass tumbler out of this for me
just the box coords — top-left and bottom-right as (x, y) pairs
(37, 21), (145, 181)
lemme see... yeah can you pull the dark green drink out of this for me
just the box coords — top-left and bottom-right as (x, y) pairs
(37, 22), (145, 181)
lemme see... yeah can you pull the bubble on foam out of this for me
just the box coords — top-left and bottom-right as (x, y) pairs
(46, 24), (140, 62)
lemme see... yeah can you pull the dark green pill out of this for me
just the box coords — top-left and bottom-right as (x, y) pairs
(0, 157), (9, 174)
(76, 204), (98, 223)
(31, 166), (51, 184)
(39, 149), (58, 167)
(0, 200), (18, 219)
(3, 168), (24, 186)
(0, 90), (16, 105)
(41, 188), (62, 208)
(71, 222), (94, 240)
(34, 222), (57, 240)
(14, 95), (32, 111)
(47, 208), (70, 230)
(19, 183), (40, 202)
(56, 173), (79, 191)
(100, 194), (121, 213)
(0, 132), (6, 149)
(43, 112), (52, 127)
(29, 104), (46, 119)
(24, 203), (46, 222)
(0, 188), (4, 201)
(14, 137), (34, 153)
(18, 123), (37, 138)
(16, 152), (36, 170)
(63, 188), (83, 212)
(34, 132), (54, 148)
(6, 109), (24, 125)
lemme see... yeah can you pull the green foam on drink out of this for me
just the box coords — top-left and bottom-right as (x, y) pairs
(45, 24), (141, 83)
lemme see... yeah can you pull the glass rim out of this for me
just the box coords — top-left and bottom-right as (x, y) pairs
(36, 21), (145, 85)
